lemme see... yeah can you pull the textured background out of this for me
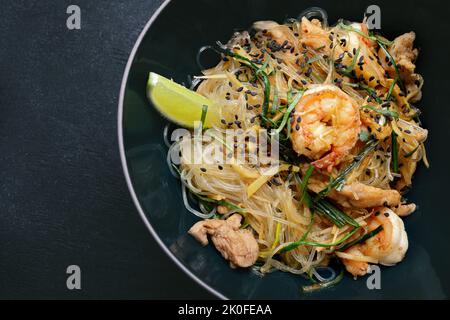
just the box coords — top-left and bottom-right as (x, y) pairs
(0, 0), (212, 299)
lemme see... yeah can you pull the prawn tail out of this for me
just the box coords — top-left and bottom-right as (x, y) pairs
(312, 149), (344, 172)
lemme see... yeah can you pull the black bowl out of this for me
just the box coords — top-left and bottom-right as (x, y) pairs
(119, 0), (450, 299)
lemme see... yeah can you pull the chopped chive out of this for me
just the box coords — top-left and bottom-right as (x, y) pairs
(338, 225), (383, 252)
(200, 105), (208, 128)
(294, 173), (358, 228)
(300, 165), (314, 205)
(270, 91), (304, 136)
(341, 47), (360, 76)
(360, 105), (399, 119)
(404, 145), (420, 158)
(392, 131), (399, 173)
(378, 42), (405, 92)
(386, 76), (398, 100)
(307, 54), (323, 64)
(279, 115), (292, 141)
(338, 23), (392, 46)
(214, 44), (274, 127)
(271, 86), (279, 114)
(316, 139), (378, 199)
(195, 194), (245, 214)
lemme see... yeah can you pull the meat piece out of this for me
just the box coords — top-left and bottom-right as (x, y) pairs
(390, 32), (419, 75)
(395, 203), (416, 217)
(188, 214), (259, 268)
(389, 32), (422, 102)
(308, 176), (401, 208)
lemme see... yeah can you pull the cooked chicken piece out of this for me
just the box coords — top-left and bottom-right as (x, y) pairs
(308, 176), (401, 208)
(395, 203), (416, 217)
(380, 32), (422, 102)
(391, 32), (419, 74)
(188, 214), (259, 268)
(341, 208), (408, 276)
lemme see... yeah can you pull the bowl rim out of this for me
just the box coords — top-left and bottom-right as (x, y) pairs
(117, 0), (227, 300)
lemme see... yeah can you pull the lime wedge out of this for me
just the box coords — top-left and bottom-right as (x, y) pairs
(146, 72), (221, 128)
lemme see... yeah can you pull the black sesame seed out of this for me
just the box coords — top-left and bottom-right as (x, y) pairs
(200, 168), (207, 172)
(384, 212), (390, 217)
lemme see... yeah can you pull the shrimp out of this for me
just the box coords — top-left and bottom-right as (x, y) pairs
(291, 84), (361, 171)
(340, 208), (408, 276)
(341, 23), (388, 88)
(300, 17), (331, 50)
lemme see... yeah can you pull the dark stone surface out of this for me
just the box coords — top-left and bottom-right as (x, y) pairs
(0, 0), (212, 299)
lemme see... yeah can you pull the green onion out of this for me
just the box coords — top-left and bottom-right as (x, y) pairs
(338, 225), (383, 252)
(341, 47), (360, 76)
(302, 269), (344, 293)
(315, 201), (359, 228)
(214, 44), (274, 126)
(307, 54), (323, 64)
(200, 104), (208, 128)
(386, 76), (398, 101)
(316, 139), (378, 199)
(195, 194), (245, 213)
(279, 116), (292, 141)
(270, 91), (304, 135)
(392, 131), (399, 173)
(293, 173), (314, 209)
(369, 32), (394, 46)
(404, 145), (420, 158)
(257, 56), (270, 76)
(271, 86), (279, 114)
(300, 165), (314, 205)
(279, 213), (315, 254)
(378, 41), (405, 92)
(338, 23), (392, 46)
(359, 83), (382, 104)
(294, 172), (358, 228)
(360, 105), (399, 119)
